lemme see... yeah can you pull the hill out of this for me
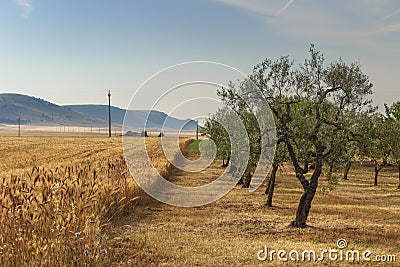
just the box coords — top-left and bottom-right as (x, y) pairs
(0, 93), (107, 126)
(67, 105), (197, 130)
(0, 94), (198, 130)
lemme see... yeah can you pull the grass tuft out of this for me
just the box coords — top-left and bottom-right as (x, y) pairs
(185, 139), (201, 155)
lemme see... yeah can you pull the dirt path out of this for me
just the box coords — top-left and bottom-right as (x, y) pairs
(103, 154), (400, 267)
(104, 155), (273, 266)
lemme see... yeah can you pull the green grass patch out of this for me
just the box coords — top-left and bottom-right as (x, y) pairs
(185, 139), (201, 154)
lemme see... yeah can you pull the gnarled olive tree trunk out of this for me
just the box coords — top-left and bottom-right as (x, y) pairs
(266, 164), (279, 207)
(291, 153), (323, 228)
(398, 165), (400, 190)
(265, 176), (272, 195)
(222, 156), (230, 167)
(373, 162), (382, 186)
(343, 160), (352, 180)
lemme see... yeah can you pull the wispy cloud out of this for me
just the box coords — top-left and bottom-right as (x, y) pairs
(382, 8), (400, 21)
(14, 0), (33, 18)
(277, 0), (294, 15)
(213, 0), (274, 16)
(213, 0), (294, 17)
(213, 0), (400, 48)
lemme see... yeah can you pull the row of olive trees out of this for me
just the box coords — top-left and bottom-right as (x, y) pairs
(318, 100), (400, 187)
(357, 102), (400, 188)
(386, 102), (400, 189)
(203, 45), (400, 228)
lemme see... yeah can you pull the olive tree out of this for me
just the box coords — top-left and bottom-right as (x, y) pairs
(384, 102), (400, 189)
(220, 45), (374, 227)
(265, 142), (288, 207)
(203, 109), (265, 188)
(202, 111), (231, 166)
(331, 112), (366, 181)
(358, 113), (394, 186)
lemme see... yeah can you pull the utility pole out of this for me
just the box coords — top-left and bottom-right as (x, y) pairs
(196, 120), (199, 141)
(108, 90), (112, 138)
(18, 118), (21, 137)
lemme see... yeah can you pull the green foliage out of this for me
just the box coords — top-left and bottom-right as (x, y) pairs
(185, 140), (201, 154)
(212, 44), (378, 227)
(383, 102), (400, 167)
(320, 171), (339, 194)
(358, 114), (392, 165)
(385, 101), (400, 121)
(202, 111), (231, 161)
(202, 108), (260, 181)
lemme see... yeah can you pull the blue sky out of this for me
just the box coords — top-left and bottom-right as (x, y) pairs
(0, 0), (399, 118)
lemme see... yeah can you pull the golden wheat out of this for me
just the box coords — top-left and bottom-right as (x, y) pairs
(0, 136), (175, 266)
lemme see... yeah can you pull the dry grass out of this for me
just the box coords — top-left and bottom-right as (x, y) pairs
(1, 136), (399, 266)
(105, 156), (400, 266)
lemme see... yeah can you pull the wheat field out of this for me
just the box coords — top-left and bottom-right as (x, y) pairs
(0, 136), (176, 266)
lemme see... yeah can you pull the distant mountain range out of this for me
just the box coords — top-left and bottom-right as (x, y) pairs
(0, 93), (197, 130)
(67, 105), (197, 130)
(0, 94), (105, 126)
